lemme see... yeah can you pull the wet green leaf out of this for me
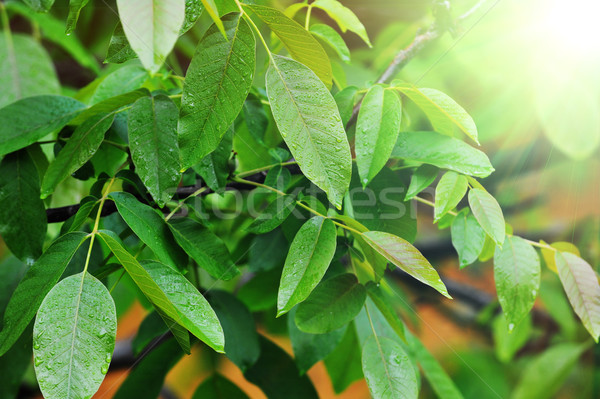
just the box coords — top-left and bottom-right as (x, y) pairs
(0, 95), (85, 157)
(434, 171), (468, 221)
(266, 55), (351, 208)
(277, 217), (337, 316)
(361, 231), (451, 298)
(451, 209), (486, 267)
(110, 192), (188, 270)
(295, 273), (366, 334)
(356, 85), (401, 186)
(179, 13), (255, 168)
(494, 236), (540, 327)
(248, 4), (332, 87)
(128, 94), (181, 206)
(0, 150), (47, 262)
(392, 131), (494, 177)
(168, 218), (239, 280)
(468, 188), (505, 245)
(33, 272), (116, 399)
(41, 113), (115, 198)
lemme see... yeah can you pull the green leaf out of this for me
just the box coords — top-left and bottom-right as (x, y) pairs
(310, 23), (350, 63)
(41, 113), (115, 198)
(0, 33), (59, 107)
(335, 216), (388, 281)
(288, 308), (346, 374)
(244, 335), (319, 399)
(277, 216), (337, 316)
(6, 3), (99, 73)
(129, 94), (181, 206)
(21, 0), (54, 12)
(114, 338), (184, 399)
(434, 171), (468, 221)
(494, 236), (540, 328)
(312, 0), (371, 46)
(247, 195), (297, 234)
(0, 323), (32, 399)
(266, 55), (351, 208)
(72, 88), (150, 125)
(349, 167), (417, 243)
(168, 218), (239, 280)
(193, 126), (232, 192)
(334, 85), (358, 127)
(181, 0), (204, 34)
(110, 192), (188, 270)
(365, 282), (406, 342)
(65, 0), (90, 34)
(511, 343), (586, 399)
(468, 188), (505, 245)
(406, 332), (464, 399)
(362, 335), (418, 399)
(115, 0), (185, 72)
(492, 313), (532, 363)
(90, 65), (147, 104)
(451, 209), (486, 267)
(361, 231), (451, 298)
(207, 290), (260, 371)
(555, 252), (600, 341)
(356, 85), (402, 186)
(241, 93), (268, 144)
(105, 23), (137, 64)
(295, 273), (366, 334)
(324, 324), (363, 393)
(0, 150), (47, 262)
(392, 131), (494, 177)
(247, 4), (332, 87)
(143, 261), (225, 352)
(395, 86), (478, 144)
(0, 232), (87, 356)
(33, 272), (116, 399)
(192, 374), (250, 399)
(405, 164), (438, 200)
(179, 13), (255, 169)
(0, 95), (85, 157)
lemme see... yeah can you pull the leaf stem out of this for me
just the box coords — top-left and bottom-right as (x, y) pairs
(304, 5), (313, 30)
(236, 160), (297, 178)
(83, 177), (116, 274)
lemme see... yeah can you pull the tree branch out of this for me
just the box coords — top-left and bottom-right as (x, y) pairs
(346, 0), (490, 128)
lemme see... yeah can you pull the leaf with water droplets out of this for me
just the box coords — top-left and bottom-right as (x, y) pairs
(115, 0), (185, 72)
(434, 171), (468, 221)
(0, 95), (85, 157)
(41, 112), (115, 198)
(493, 235), (540, 328)
(361, 231), (451, 298)
(21, 0), (55, 12)
(168, 218), (239, 280)
(143, 261), (225, 352)
(355, 85), (402, 186)
(179, 13), (255, 169)
(277, 217), (337, 316)
(555, 252), (600, 341)
(0, 150), (47, 263)
(0, 232), (88, 356)
(394, 85), (478, 144)
(246, 4), (332, 88)
(65, 0), (90, 34)
(128, 94), (181, 206)
(33, 272), (117, 399)
(362, 335), (418, 399)
(266, 55), (351, 208)
(110, 192), (188, 270)
(468, 188), (505, 245)
(295, 273), (366, 334)
(247, 194), (297, 234)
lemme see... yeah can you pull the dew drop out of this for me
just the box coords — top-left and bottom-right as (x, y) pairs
(35, 357), (43, 366)
(508, 323), (515, 332)
(101, 364), (109, 375)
